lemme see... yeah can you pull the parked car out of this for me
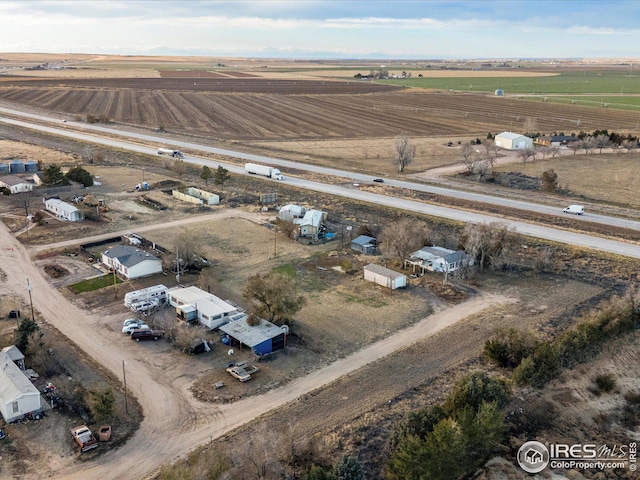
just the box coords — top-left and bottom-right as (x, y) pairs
(131, 329), (164, 342)
(123, 318), (142, 327)
(122, 323), (149, 334)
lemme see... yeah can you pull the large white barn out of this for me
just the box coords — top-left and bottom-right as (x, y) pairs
(495, 132), (533, 150)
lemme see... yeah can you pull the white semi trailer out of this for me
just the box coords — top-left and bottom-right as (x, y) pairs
(157, 148), (184, 158)
(244, 163), (284, 180)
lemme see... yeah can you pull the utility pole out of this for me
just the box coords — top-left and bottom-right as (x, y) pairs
(273, 225), (277, 259)
(27, 278), (34, 321)
(122, 360), (129, 414)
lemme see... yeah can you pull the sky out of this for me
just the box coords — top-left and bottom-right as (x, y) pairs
(1, 0), (640, 59)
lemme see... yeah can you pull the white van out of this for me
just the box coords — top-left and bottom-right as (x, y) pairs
(563, 205), (584, 215)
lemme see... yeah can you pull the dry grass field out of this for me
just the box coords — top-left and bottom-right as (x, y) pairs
(493, 153), (640, 207)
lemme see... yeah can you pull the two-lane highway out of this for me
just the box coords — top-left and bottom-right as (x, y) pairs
(2, 105), (640, 260)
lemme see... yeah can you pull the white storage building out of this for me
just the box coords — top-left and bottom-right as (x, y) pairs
(363, 264), (407, 290)
(0, 351), (42, 423)
(495, 132), (533, 150)
(0, 175), (34, 194)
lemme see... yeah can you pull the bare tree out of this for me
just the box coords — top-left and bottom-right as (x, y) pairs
(393, 134), (416, 173)
(475, 160), (491, 181)
(582, 137), (596, 154)
(378, 217), (431, 267)
(594, 134), (611, 153)
(568, 141), (581, 155)
(460, 144), (481, 174)
(523, 117), (537, 135)
(539, 146), (551, 160)
(11, 190), (33, 217)
(518, 148), (535, 164)
(549, 146), (561, 158)
(622, 139), (639, 153)
(461, 222), (515, 272)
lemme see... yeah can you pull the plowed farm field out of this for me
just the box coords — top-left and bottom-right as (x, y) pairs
(0, 77), (639, 141)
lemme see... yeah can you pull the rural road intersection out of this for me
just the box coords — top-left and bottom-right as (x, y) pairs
(0, 215), (508, 479)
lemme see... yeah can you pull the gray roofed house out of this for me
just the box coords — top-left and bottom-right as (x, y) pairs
(101, 245), (162, 280)
(405, 246), (473, 274)
(351, 235), (377, 254)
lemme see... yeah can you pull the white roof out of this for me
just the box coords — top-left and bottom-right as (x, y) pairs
(0, 352), (39, 403)
(496, 132), (528, 140)
(295, 209), (324, 227)
(167, 286), (215, 304)
(45, 198), (79, 214)
(1, 345), (24, 363)
(196, 297), (238, 317)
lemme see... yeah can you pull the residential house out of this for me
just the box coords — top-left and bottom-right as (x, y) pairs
(0, 175), (34, 194)
(167, 286), (242, 329)
(405, 246), (473, 274)
(101, 245), (162, 280)
(295, 210), (326, 239)
(0, 352), (42, 423)
(44, 198), (83, 222)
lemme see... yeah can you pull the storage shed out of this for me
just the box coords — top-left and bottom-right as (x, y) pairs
(351, 235), (377, 254)
(494, 132), (533, 150)
(219, 316), (287, 355)
(363, 264), (407, 290)
(0, 352), (42, 423)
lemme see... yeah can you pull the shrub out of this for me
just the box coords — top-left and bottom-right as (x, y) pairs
(594, 374), (616, 394)
(444, 372), (511, 415)
(484, 328), (539, 369)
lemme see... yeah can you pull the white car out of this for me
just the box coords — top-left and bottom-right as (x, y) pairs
(123, 318), (142, 327)
(122, 323), (150, 335)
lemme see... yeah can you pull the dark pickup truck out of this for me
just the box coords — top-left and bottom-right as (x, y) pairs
(130, 329), (164, 342)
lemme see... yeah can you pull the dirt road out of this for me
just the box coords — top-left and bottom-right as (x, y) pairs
(0, 215), (509, 479)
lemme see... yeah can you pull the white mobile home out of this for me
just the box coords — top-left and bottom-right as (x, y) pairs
(167, 286), (242, 329)
(295, 210), (326, 238)
(0, 352), (42, 423)
(101, 245), (162, 280)
(363, 264), (407, 290)
(44, 198), (83, 222)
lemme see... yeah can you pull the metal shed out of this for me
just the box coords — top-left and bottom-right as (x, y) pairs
(363, 264), (407, 290)
(351, 235), (377, 254)
(219, 316), (288, 355)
